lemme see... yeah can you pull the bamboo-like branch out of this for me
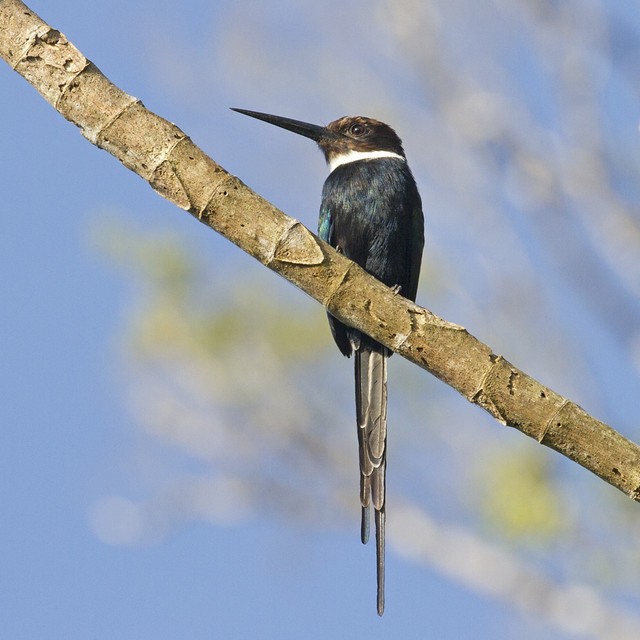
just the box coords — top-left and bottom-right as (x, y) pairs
(2, 0), (640, 501)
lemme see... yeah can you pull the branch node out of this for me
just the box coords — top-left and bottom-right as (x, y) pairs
(469, 354), (509, 424)
(325, 261), (359, 310)
(270, 220), (324, 266)
(392, 305), (424, 351)
(199, 173), (236, 220)
(539, 399), (570, 443)
(10, 23), (50, 70)
(471, 354), (502, 401)
(54, 60), (90, 111)
(92, 95), (141, 145)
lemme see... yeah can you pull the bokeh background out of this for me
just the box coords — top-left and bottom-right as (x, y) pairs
(2, 1), (640, 638)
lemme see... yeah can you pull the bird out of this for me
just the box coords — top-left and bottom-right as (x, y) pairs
(231, 107), (424, 615)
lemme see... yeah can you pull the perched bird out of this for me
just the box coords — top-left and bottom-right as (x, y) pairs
(232, 108), (424, 615)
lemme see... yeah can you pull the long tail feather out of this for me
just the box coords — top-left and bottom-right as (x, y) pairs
(375, 507), (385, 616)
(355, 346), (388, 616)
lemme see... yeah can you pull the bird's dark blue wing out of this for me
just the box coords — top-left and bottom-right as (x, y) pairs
(318, 201), (352, 356)
(318, 206), (332, 244)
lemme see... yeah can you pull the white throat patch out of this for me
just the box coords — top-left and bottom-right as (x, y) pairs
(328, 149), (405, 173)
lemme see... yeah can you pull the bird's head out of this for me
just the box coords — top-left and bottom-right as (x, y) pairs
(231, 108), (406, 172)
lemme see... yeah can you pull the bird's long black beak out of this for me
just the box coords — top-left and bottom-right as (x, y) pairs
(231, 108), (330, 142)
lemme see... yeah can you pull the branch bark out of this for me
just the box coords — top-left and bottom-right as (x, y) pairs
(2, 0), (640, 501)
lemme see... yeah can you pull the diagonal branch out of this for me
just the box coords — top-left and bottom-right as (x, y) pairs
(2, 0), (640, 501)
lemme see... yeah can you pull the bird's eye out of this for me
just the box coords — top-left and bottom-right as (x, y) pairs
(349, 123), (366, 136)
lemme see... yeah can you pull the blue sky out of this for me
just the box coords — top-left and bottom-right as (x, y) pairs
(2, 1), (640, 638)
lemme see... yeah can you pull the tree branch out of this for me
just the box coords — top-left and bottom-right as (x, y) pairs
(2, 0), (639, 501)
